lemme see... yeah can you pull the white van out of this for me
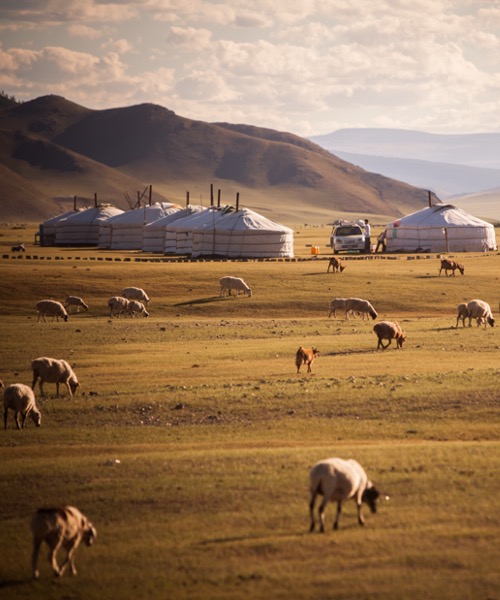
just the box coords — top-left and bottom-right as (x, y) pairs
(330, 221), (366, 254)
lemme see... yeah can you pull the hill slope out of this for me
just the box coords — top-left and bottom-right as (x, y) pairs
(0, 96), (437, 223)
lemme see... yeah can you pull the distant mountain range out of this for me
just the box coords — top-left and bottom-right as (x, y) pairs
(0, 96), (436, 223)
(309, 129), (500, 220)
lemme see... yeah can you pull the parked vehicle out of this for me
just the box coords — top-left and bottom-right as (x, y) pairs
(330, 220), (366, 254)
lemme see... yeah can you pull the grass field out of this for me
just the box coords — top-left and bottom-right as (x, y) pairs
(0, 224), (499, 600)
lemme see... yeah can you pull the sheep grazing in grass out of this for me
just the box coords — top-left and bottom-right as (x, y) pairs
(3, 383), (42, 429)
(467, 299), (495, 328)
(31, 506), (96, 579)
(455, 303), (469, 328)
(127, 300), (149, 318)
(328, 298), (348, 318)
(122, 287), (150, 306)
(309, 457), (385, 533)
(439, 258), (464, 276)
(64, 296), (89, 314)
(344, 298), (378, 320)
(373, 321), (406, 350)
(327, 256), (345, 273)
(295, 347), (319, 374)
(108, 296), (130, 318)
(31, 357), (79, 398)
(219, 276), (252, 298)
(36, 300), (68, 323)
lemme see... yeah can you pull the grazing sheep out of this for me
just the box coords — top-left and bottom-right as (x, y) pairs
(295, 347), (319, 374)
(219, 276), (252, 298)
(3, 383), (42, 429)
(122, 287), (150, 306)
(327, 256), (346, 273)
(467, 299), (495, 328)
(455, 303), (469, 328)
(64, 296), (89, 314)
(32, 357), (79, 398)
(344, 298), (378, 320)
(31, 506), (96, 579)
(36, 300), (68, 323)
(127, 299), (149, 318)
(309, 457), (384, 533)
(107, 296), (130, 318)
(328, 298), (348, 318)
(373, 321), (406, 350)
(11, 243), (26, 252)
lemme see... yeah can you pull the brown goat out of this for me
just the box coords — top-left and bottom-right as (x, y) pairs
(439, 258), (464, 276)
(327, 256), (346, 273)
(295, 347), (319, 374)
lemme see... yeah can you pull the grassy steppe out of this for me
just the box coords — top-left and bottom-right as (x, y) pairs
(0, 225), (499, 600)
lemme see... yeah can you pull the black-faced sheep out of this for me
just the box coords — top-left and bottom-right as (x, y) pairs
(295, 347), (319, 374)
(31, 506), (96, 579)
(64, 296), (89, 314)
(309, 457), (384, 532)
(373, 321), (406, 350)
(467, 299), (495, 328)
(439, 258), (464, 276)
(3, 383), (42, 429)
(122, 287), (150, 306)
(219, 276), (252, 298)
(31, 357), (79, 398)
(344, 298), (378, 320)
(36, 300), (68, 323)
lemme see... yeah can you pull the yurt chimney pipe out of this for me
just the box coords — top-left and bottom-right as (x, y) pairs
(428, 190), (432, 207)
(236, 192), (240, 211)
(186, 191), (190, 207)
(210, 184), (214, 206)
(149, 184), (152, 206)
(217, 189), (221, 208)
(94, 193), (97, 207)
(73, 195), (77, 211)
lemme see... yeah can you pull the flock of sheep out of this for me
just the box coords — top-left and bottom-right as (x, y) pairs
(3, 255), (497, 578)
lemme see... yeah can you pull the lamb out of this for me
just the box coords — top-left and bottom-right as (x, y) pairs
(127, 299), (149, 318)
(327, 256), (345, 273)
(122, 287), (150, 306)
(36, 300), (68, 323)
(11, 243), (26, 252)
(309, 457), (384, 532)
(439, 258), (464, 276)
(31, 506), (96, 579)
(295, 347), (319, 374)
(107, 296), (130, 318)
(219, 276), (252, 298)
(467, 299), (495, 328)
(31, 357), (79, 398)
(455, 303), (469, 328)
(344, 298), (378, 320)
(373, 321), (406, 350)
(3, 383), (42, 429)
(64, 296), (89, 314)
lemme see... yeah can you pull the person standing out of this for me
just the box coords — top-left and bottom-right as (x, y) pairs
(364, 219), (371, 253)
(375, 229), (387, 253)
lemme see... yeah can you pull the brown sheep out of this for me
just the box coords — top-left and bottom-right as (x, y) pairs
(439, 258), (464, 276)
(373, 321), (406, 350)
(327, 256), (346, 273)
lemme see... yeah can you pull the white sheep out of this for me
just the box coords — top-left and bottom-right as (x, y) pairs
(467, 299), (495, 328)
(127, 299), (150, 318)
(3, 383), (42, 429)
(64, 296), (89, 314)
(455, 303), (469, 328)
(108, 296), (130, 318)
(122, 287), (150, 306)
(344, 298), (378, 320)
(373, 321), (406, 350)
(309, 457), (384, 532)
(36, 300), (68, 323)
(31, 357), (79, 398)
(219, 276), (252, 298)
(31, 506), (96, 579)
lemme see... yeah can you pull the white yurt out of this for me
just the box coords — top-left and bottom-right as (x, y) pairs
(385, 204), (497, 253)
(101, 203), (180, 250)
(191, 207), (294, 258)
(39, 209), (80, 246)
(55, 204), (124, 246)
(142, 206), (201, 252)
(164, 206), (229, 255)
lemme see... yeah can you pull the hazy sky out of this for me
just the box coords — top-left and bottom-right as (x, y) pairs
(1, 0), (500, 136)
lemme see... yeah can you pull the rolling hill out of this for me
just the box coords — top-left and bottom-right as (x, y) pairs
(0, 96), (437, 224)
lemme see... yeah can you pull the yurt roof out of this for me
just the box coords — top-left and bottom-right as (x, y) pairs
(144, 205), (201, 230)
(165, 206), (229, 230)
(58, 204), (124, 225)
(108, 203), (181, 227)
(42, 209), (82, 226)
(196, 207), (293, 233)
(390, 204), (494, 228)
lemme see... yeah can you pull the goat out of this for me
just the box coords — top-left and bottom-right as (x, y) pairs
(439, 258), (464, 276)
(327, 256), (345, 273)
(295, 346), (319, 374)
